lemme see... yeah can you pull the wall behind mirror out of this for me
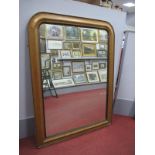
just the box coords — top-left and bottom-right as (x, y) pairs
(39, 24), (108, 137)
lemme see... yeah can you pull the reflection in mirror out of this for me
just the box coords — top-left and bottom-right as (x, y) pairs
(39, 24), (108, 137)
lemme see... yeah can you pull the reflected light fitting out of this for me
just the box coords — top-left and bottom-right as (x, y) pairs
(123, 2), (135, 7)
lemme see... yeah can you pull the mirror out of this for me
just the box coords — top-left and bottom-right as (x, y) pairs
(28, 12), (114, 147)
(40, 24), (108, 137)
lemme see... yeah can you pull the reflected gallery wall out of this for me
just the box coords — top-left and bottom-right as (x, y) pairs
(39, 24), (108, 137)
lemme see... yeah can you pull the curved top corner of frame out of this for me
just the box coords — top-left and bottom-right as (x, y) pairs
(103, 20), (115, 38)
(28, 12), (62, 30)
(28, 12), (48, 29)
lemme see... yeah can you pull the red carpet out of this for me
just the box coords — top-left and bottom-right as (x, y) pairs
(44, 89), (107, 136)
(19, 115), (135, 155)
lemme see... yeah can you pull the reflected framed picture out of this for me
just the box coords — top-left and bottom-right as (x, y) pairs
(48, 50), (59, 57)
(60, 50), (71, 58)
(46, 24), (64, 40)
(42, 79), (50, 89)
(46, 40), (63, 49)
(99, 62), (107, 69)
(48, 69), (53, 78)
(72, 42), (81, 49)
(104, 43), (108, 50)
(65, 26), (80, 40)
(72, 50), (81, 58)
(85, 64), (92, 71)
(96, 44), (100, 50)
(39, 24), (46, 38)
(73, 74), (87, 84)
(86, 71), (100, 83)
(53, 71), (62, 80)
(63, 66), (71, 77)
(72, 61), (85, 73)
(99, 44), (105, 50)
(52, 62), (62, 70)
(81, 28), (98, 43)
(96, 43), (106, 50)
(92, 62), (99, 70)
(53, 78), (75, 88)
(41, 54), (50, 69)
(98, 70), (107, 82)
(63, 61), (71, 66)
(98, 30), (108, 42)
(63, 42), (72, 49)
(40, 38), (46, 53)
(82, 43), (96, 57)
(97, 50), (107, 57)
(45, 60), (51, 69)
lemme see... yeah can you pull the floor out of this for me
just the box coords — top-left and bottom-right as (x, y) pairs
(44, 88), (107, 136)
(19, 115), (135, 155)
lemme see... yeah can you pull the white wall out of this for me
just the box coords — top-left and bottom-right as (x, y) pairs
(126, 12), (135, 27)
(117, 32), (135, 101)
(19, 0), (127, 120)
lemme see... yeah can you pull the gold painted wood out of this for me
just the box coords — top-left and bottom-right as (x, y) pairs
(74, 0), (101, 6)
(28, 12), (115, 147)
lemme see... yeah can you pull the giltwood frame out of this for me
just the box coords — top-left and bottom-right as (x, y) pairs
(28, 12), (114, 147)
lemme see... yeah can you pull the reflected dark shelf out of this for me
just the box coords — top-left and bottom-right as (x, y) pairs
(57, 57), (107, 61)
(43, 81), (107, 90)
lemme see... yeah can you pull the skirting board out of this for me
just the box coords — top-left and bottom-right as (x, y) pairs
(19, 98), (135, 139)
(113, 99), (135, 117)
(19, 117), (35, 139)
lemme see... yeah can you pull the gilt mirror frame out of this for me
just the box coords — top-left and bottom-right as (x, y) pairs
(28, 12), (114, 147)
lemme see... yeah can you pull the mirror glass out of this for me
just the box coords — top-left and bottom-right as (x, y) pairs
(39, 24), (108, 137)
